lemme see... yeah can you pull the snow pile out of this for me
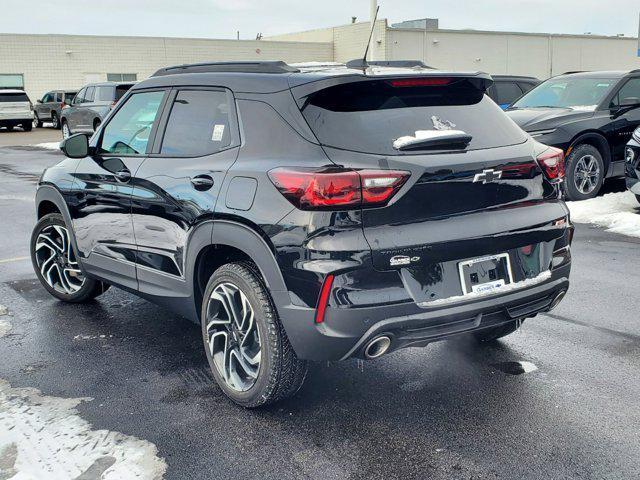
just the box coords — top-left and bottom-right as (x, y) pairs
(0, 380), (167, 479)
(33, 142), (61, 150)
(567, 191), (640, 238)
(393, 130), (468, 150)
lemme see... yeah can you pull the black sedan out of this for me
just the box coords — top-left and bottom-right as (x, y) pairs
(507, 70), (640, 200)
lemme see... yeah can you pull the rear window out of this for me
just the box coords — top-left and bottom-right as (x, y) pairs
(299, 79), (526, 155)
(0, 92), (29, 103)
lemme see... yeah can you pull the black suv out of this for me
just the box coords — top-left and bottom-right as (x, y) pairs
(507, 70), (640, 201)
(30, 61), (573, 407)
(487, 75), (539, 109)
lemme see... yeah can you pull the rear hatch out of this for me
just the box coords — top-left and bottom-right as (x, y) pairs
(0, 91), (31, 119)
(292, 72), (568, 300)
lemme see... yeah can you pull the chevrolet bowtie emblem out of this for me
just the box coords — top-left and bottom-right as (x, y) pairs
(473, 169), (503, 184)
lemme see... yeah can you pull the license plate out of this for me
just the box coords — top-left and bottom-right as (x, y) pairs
(458, 253), (513, 296)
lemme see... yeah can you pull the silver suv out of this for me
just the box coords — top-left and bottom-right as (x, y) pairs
(34, 90), (77, 129)
(60, 81), (134, 138)
(0, 89), (33, 132)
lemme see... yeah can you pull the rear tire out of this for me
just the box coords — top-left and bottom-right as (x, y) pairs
(563, 144), (604, 201)
(201, 262), (307, 408)
(22, 122), (32, 132)
(30, 213), (109, 303)
(636, 195), (640, 206)
(474, 319), (524, 343)
(34, 113), (43, 128)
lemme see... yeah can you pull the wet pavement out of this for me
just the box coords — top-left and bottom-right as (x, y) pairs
(1, 145), (639, 479)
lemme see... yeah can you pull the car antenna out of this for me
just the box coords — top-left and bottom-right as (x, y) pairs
(362, 5), (380, 69)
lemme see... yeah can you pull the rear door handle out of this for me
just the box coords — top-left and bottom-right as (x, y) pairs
(191, 175), (214, 191)
(114, 168), (131, 183)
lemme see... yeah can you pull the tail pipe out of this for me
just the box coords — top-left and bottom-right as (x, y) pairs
(363, 335), (392, 359)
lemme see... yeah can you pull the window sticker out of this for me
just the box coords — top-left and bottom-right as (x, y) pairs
(211, 124), (225, 142)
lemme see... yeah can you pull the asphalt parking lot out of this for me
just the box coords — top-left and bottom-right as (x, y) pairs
(1, 141), (640, 479)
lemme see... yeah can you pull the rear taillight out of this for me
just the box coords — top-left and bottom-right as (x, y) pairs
(389, 78), (452, 87)
(536, 147), (565, 182)
(268, 167), (409, 210)
(315, 274), (335, 324)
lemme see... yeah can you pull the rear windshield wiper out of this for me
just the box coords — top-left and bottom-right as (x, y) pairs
(393, 130), (473, 151)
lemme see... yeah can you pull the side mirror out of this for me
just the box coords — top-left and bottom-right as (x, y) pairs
(60, 133), (90, 158)
(620, 97), (640, 107)
(37, 99), (42, 104)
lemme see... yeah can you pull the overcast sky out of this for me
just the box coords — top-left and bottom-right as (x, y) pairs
(1, 0), (638, 39)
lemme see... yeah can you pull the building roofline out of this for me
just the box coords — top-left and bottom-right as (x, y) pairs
(389, 26), (638, 41)
(0, 32), (332, 46)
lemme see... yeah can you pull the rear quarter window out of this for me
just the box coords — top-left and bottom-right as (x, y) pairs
(298, 79), (527, 155)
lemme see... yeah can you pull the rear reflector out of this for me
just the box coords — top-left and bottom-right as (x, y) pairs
(389, 78), (452, 87)
(315, 274), (335, 324)
(268, 168), (409, 210)
(536, 147), (565, 182)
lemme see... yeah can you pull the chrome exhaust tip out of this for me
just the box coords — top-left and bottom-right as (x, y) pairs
(548, 290), (567, 311)
(364, 335), (392, 359)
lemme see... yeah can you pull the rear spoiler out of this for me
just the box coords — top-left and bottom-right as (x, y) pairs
(289, 71), (494, 104)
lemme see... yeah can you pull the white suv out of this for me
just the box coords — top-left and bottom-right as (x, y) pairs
(0, 89), (34, 131)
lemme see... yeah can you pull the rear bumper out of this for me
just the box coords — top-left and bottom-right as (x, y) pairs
(278, 262), (570, 361)
(0, 113), (33, 122)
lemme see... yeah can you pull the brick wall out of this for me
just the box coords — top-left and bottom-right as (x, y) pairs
(0, 34), (333, 101)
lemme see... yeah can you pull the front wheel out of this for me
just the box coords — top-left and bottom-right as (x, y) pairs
(61, 121), (71, 139)
(30, 213), (108, 303)
(34, 113), (43, 128)
(22, 122), (32, 132)
(201, 262), (307, 408)
(635, 195), (640, 206)
(563, 144), (604, 201)
(51, 112), (60, 129)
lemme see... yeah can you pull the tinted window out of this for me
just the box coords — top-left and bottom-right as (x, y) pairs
(517, 82), (538, 94)
(161, 90), (232, 156)
(115, 85), (133, 101)
(513, 77), (617, 110)
(99, 91), (165, 155)
(494, 81), (523, 106)
(42, 93), (54, 103)
(0, 92), (29, 102)
(299, 79), (526, 155)
(84, 86), (95, 102)
(64, 92), (76, 103)
(95, 86), (115, 102)
(610, 78), (640, 107)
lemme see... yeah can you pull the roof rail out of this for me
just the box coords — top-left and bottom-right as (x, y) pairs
(630, 68), (640, 74)
(151, 61), (299, 77)
(345, 59), (435, 69)
(561, 70), (587, 75)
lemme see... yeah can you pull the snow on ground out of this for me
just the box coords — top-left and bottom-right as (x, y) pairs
(567, 191), (640, 238)
(32, 142), (61, 150)
(0, 380), (167, 479)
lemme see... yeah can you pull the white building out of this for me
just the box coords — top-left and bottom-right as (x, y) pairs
(1, 17), (639, 101)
